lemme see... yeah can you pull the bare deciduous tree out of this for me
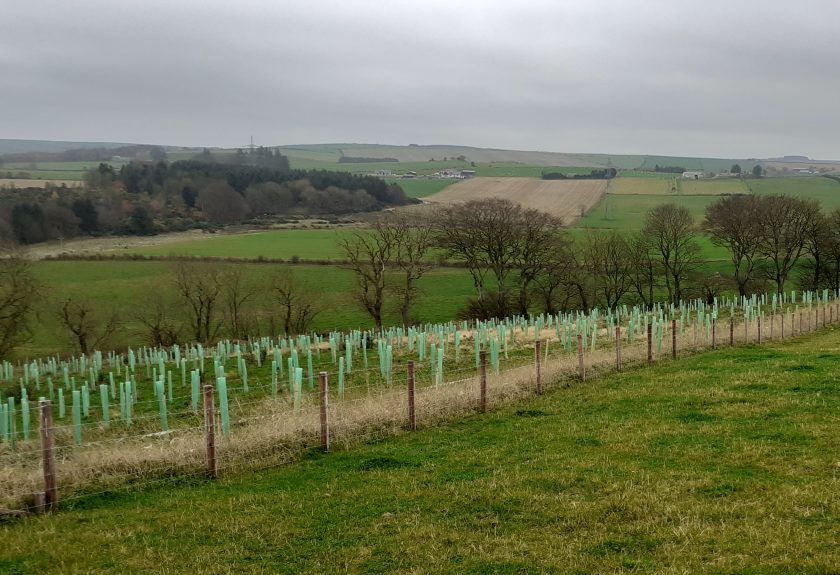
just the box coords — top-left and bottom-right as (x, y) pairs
(0, 247), (40, 359)
(756, 195), (820, 294)
(173, 262), (224, 343)
(436, 199), (564, 318)
(136, 294), (182, 348)
(704, 195), (763, 297)
(57, 297), (120, 355)
(339, 229), (394, 330)
(273, 269), (320, 336)
(627, 232), (658, 309)
(381, 213), (436, 328)
(220, 265), (258, 340)
(579, 230), (633, 310)
(643, 203), (702, 305)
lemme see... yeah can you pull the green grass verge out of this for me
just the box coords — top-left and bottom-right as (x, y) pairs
(2, 330), (838, 574)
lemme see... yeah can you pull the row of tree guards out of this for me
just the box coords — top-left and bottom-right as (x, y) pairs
(2, 288), (838, 513)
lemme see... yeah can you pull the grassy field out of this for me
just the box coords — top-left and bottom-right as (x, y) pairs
(2, 330), (838, 574)
(748, 176), (840, 210)
(609, 177), (675, 195)
(679, 178), (749, 195)
(24, 261), (478, 357)
(578, 193), (719, 230)
(123, 229), (352, 259)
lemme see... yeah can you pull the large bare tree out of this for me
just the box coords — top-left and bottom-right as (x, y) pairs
(272, 269), (320, 335)
(0, 247), (40, 359)
(435, 199), (564, 318)
(704, 195), (763, 297)
(756, 195), (820, 294)
(57, 297), (120, 355)
(579, 230), (633, 310)
(381, 213), (436, 328)
(339, 228), (394, 330)
(643, 203), (702, 305)
(220, 265), (258, 340)
(173, 262), (224, 343)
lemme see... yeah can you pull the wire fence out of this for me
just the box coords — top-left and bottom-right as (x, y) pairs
(1, 301), (837, 515)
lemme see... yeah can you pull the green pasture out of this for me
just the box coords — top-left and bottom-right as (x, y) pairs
(609, 177), (675, 195)
(748, 176), (840, 210)
(24, 261), (478, 357)
(123, 229), (352, 260)
(679, 178), (749, 195)
(3, 330), (838, 574)
(578, 193), (719, 230)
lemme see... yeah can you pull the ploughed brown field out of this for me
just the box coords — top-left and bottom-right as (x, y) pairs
(424, 176), (608, 224)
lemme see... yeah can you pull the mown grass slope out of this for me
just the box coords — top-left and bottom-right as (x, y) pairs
(2, 330), (838, 574)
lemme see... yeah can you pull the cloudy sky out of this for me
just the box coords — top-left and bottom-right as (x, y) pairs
(2, 0), (839, 158)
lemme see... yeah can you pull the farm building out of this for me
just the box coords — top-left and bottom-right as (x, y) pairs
(460, 170), (476, 179)
(372, 169), (393, 177)
(682, 171), (703, 180)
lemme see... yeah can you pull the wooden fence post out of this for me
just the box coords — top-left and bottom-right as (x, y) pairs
(712, 318), (716, 350)
(729, 317), (734, 346)
(671, 319), (677, 359)
(577, 333), (585, 382)
(781, 313), (785, 339)
(770, 314), (774, 340)
(647, 323), (653, 364)
(203, 384), (217, 479)
(39, 400), (57, 511)
(407, 361), (417, 430)
(615, 326), (621, 371)
(319, 371), (329, 451)
(534, 340), (542, 395)
(757, 315), (762, 344)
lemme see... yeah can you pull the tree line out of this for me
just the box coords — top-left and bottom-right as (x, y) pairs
(1, 192), (834, 359)
(0, 158), (413, 245)
(338, 194), (837, 327)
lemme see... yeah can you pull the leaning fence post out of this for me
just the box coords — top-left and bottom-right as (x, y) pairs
(407, 361), (417, 430)
(671, 318), (677, 359)
(577, 333), (585, 382)
(203, 384), (217, 479)
(615, 326), (621, 371)
(39, 399), (58, 511)
(647, 323), (652, 364)
(535, 340), (542, 395)
(319, 371), (329, 451)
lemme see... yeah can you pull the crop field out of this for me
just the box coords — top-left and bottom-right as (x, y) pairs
(426, 177), (608, 225)
(608, 177), (675, 195)
(679, 178), (749, 195)
(384, 178), (454, 198)
(2, 322), (838, 573)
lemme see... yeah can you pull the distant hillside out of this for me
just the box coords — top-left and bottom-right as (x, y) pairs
(276, 143), (771, 171)
(0, 139), (137, 155)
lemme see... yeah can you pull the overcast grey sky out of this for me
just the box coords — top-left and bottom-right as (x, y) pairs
(2, 0), (839, 158)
